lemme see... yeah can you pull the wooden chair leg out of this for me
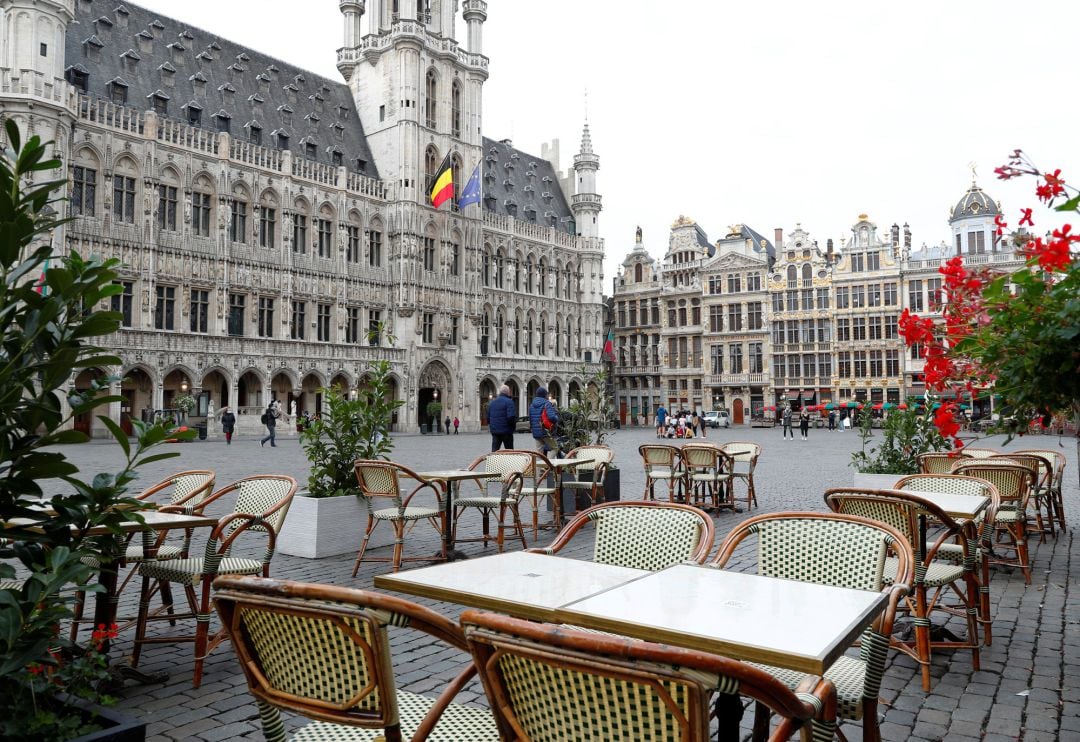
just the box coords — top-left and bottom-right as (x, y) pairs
(511, 503), (527, 550)
(130, 574), (153, 667)
(391, 521), (405, 573)
(913, 586), (933, 691)
(351, 515), (376, 577)
(191, 580), (213, 689)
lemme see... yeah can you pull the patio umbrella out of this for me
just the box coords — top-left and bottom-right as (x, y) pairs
(872, 403), (883, 410)
(845, 401), (859, 408)
(897, 403), (908, 410)
(824, 403), (838, 410)
(764, 405), (777, 412)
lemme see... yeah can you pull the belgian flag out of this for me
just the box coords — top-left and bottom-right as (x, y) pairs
(429, 153), (454, 209)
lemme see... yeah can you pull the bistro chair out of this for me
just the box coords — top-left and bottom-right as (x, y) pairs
(895, 474), (1000, 645)
(71, 470), (216, 641)
(961, 447), (999, 459)
(560, 444), (615, 512)
(131, 474), (297, 688)
(989, 453), (1056, 541)
(720, 441), (762, 509)
(453, 451), (532, 553)
(529, 501), (714, 571)
(1017, 448), (1068, 532)
(639, 443), (685, 502)
(917, 452), (969, 474)
(952, 460), (1034, 584)
(824, 488), (981, 692)
(461, 609), (838, 742)
(214, 576), (499, 742)
(351, 461), (444, 576)
(680, 443), (735, 511)
(710, 511), (913, 742)
(517, 450), (561, 540)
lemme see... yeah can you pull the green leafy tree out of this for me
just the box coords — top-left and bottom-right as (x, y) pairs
(559, 369), (617, 450)
(0, 120), (185, 740)
(300, 359), (403, 498)
(850, 407), (951, 475)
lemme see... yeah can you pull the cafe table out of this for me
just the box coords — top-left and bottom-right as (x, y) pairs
(407, 469), (501, 561)
(374, 550), (649, 621)
(540, 456), (584, 525)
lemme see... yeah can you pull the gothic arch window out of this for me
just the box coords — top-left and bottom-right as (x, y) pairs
(514, 310), (522, 353)
(802, 263), (812, 284)
(494, 248), (504, 288)
(481, 310), (491, 353)
(258, 188), (279, 248)
(525, 255), (534, 293)
(525, 314), (534, 354)
(451, 79), (462, 138)
(494, 310), (504, 353)
(191, 172), (215, 237)
(156, 166), (181, 232)
(538, 314), (547, 356)
(111, 155), (139, 223)
(451, 153), (464, 206)
(563, 265), (571, 298)
(71, 148), (100, 217)
(786, 264), (797, 288)
(424, 68), (437, 129)
(449, 229), (461, 276)
(563, 315), (572, 357)
(634, 263), (643, 282)
(537, 257), (546, 296)
(346, 209), (363, 263)
(292, 196), (311, 254)
(368, 217), (383, 267)
(514, 252), (522, 291)
(554, 316), (561, 356)
(316, 202), (335, 258)
(554, 261), (562, 297)
(229, 183), (251, 244)
(425, 145), (440, 183)
(481, 244), (491, 287)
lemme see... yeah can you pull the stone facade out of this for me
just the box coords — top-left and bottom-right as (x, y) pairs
(0, 0), (605, 436)
(612, 183), (1025, 425)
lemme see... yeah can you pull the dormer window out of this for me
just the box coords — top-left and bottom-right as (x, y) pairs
(249, 124), (261, 145)
(66, 66), (89, 92)
(355, 158), (367, 173)
(186, 103), (202, 126)
(213, 111), (231, 133)
(150, 92), (168, 115)
(331, 150), (343, 167)
(304, 142), (316, 158)
(108, 78), (128, 104)
(332, 123), (344, 140)
(336, 105), (349, 119)
(274, 130), (289, 150)
(278, 104), (293, 125)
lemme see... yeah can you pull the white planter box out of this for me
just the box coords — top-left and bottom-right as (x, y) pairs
(852, 473), (904, 490)
(277, 492), (391, 559)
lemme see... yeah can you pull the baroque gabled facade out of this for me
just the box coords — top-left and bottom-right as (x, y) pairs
(0, 0), (605, 435)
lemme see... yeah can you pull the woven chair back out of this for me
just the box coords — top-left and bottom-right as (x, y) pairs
(917, 452), (967, 474)
(639, 444), (679, 470)
(567, 445), (614, 473)
(951, 462), (1031, 508)
(168, 471), (216, 507)
(475, 451), (532, 484)
(894, 473), (998, 500)
(229, 476), (297, 537)
(961, 447), (999, 459)
(355, 460), (408, 514)
(989, 454), (1053, 492)
(1016, 449), (1066, 486)
(719, 441), (760, 463)
(589, 504), (711, 571)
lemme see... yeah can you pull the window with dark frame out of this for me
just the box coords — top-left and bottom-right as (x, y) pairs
(112, 175), (136, 222)
(191, 192), (211, 236)
(250, 125), (261, 145)
(187, 106), (201, 126)
(259, 207), (276, 248)
(368, 310), (381, 346)
(316, 218), (332, 258)
(316, 303), (331, 342)
(290, 300), (306, 340)
(422, 312), (434, 344)
(257, 296), (274, 337)
(228, 293), (245, 336)
(110, 281), (133, 327)
(157, 184), (177, 231)
(368, 227), (382, 266)
(292, 214), (307, 254)
(152, 95), (167, 115)
(72, 166), (97, 216)
(346, 225), (361, 263)
(110, 82), (127, 104)
(422, 236), (436, 272)
(345, 306), (361, 343)
(154, 285), (175, 330)
(229, 199), (247, 243)
(189, 288), (209, 333)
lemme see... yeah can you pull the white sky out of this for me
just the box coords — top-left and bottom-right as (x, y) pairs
(134, 0), (1078, 284)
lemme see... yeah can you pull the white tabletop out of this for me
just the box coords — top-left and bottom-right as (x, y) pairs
(554, 564), (890, 675)
(410, 469), (501, 483)
(905, 490), (990, 520)
(545, 458), (584, 469)
(374, 551), (649, 622)
(3, 509), (217, 535)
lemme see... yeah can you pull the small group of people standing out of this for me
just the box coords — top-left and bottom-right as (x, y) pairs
(781, 405), (811, 440)
(654, 406), (706, 439)
(487, 383), (561, 455)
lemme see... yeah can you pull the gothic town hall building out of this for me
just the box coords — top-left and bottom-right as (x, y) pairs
(0, 0), (606, 434)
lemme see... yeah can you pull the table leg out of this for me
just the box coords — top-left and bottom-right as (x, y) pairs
(441, 480), (469, 562)
(713, 692), (744, 741)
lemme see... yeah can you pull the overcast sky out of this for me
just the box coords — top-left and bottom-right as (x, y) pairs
(134, 0), (1077, 285)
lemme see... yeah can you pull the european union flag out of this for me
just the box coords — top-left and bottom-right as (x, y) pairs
(457, 162), (481, 209)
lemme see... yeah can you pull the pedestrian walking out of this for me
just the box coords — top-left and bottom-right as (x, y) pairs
(444, 415), (451, 435)
(487, 384), (517, 451)
(219, 405), (236, 445)
(260, 400), (280, 447)
(453, 416), (460, 434)
(781, 406), (795, 440)
(693, 411), (706, 438)
(799, 408), (810, 440)
(529, 387), (560, 455)
(828, 409), (836, 431)
(655, 404), (667, 438)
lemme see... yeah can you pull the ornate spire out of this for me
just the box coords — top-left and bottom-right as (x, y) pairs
(580, 122), (593, 155)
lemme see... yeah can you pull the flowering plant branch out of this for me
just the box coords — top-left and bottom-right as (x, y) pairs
(899, 151), (1080, 443)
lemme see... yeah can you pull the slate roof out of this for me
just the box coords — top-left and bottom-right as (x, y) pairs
(950, 183), (999, 221)
(740, 225), (776, 269)
(65, 0), (378, 177)
(481, 137), (574, 233)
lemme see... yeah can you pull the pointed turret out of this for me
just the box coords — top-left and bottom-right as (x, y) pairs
(571, 122), (601, 239)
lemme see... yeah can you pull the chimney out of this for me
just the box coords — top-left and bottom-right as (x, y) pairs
(903, 223), (912, 249)
(826, 238), (834, 262)
(891, 223), (900, 247)
(774, 228), (783, 248)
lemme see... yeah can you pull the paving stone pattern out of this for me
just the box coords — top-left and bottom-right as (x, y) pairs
(44, 425), (1079, 741)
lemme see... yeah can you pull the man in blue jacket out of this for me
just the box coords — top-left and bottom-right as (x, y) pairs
(529, 387), (560, 455)
(487, 384), (517, 451)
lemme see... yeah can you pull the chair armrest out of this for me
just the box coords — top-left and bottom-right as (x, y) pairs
(401, 481), (443, 508)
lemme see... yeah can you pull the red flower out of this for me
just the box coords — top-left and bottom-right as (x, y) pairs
(27, 663), (44, 676)
(1036, 169), (1066, 203)
(1019, 208), (1034, 227)
(994, 214), (1008, 236)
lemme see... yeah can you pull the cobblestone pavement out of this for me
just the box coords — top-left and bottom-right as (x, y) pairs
(44, 425), (1079, 741)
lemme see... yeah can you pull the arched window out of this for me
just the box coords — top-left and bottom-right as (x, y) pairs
(564, 266), (571, 298)
(425, 68), (437, 129)
(425, 145), (440, 183)
(526, 315), (534, 354)
(514, 311), (522, 353)
(554, 317), (561, 355)
(292, 197), (311, 254)
(229, 183), (251, 244)
(258, 188), (279, 248)
(525, 255), (534, 293)
(71, 147), (100, 217)
(634, 263), (643, 282)
(191, 173), (215, 237)
(494, 311), (504, 353)
(539, 315), (547, 356)
(564, 318), (572, 357)
(494, 249), (504, 288)
(482, 245), (491, 287)
(514, 254), (522, 291)
(449, 230), (461, 276)
(481, 310), (491, 353)
(451, 80), (462, 138)
(786, 264), (797, 288)
(537, 257), (546, 296)
(802, 263), (812, 284)
(451, 153), (464, 205)
(368, 217), (383, 267)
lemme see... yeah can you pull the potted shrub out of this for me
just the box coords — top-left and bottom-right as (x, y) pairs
(426, 400), (443, 434)
(276, 358), (403, 558)
(0, 121), (184, 741)
(849, 406), (952, 488)
(559, 370), (619, 506)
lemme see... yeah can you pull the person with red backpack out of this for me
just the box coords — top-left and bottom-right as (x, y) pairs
(529, 387), (560, 455)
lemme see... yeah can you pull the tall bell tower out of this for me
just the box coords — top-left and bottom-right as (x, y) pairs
(336, 0), (488, 204)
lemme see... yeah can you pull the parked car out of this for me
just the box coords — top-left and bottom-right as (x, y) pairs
(703, 411), (731, 428)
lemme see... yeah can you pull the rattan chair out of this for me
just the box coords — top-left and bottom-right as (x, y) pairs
(462, 609), (837, 742)
(560, 444), (615, 511)
(824, 488), (981, 692)
(710, 511), (913, 742)
(961, 447), (999, 459)
(517, 450), (560, 540)
(680, 443), (735, 511)
(1017, 448), (1067, 532)
(720, 441), (761, 509)
(131, 474), (297, 687)
(214, 576), (499, 742)
(917, 452), (969, 474)
(71, 470), (216, 641)
(529, 501), (715, 571)
(639, 443), (685, 502)
(989, 453), (1056, 541)
(895, 474), (1000, 645)
(952, 460), (1034, 584)
(453, 451), (532, 553)
(352, 461), (445, 575)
